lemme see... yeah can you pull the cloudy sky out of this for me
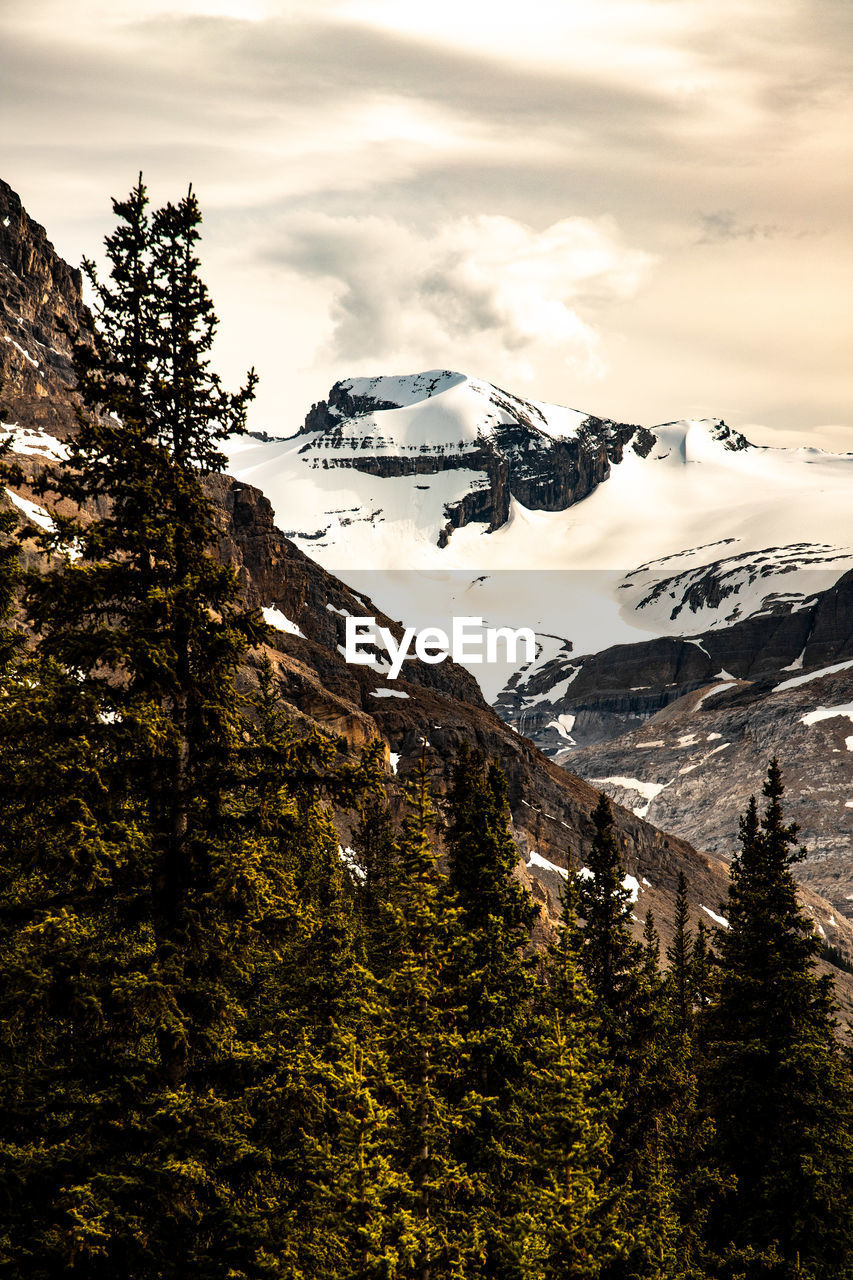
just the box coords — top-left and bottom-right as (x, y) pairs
(2, 0), (851, 444)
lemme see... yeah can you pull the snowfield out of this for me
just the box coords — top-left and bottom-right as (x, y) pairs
(223, 371), (853, 698)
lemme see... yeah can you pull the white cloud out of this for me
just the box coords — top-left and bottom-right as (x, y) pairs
(744, 422), (853, 454)
(278, 212), (653, 384)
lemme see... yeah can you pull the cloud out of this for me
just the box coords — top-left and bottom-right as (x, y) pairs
(1, 0), (850, 435)
(742, 422), (853, 454)
(697, 210), (781, 244)
(274, 212), (653, 382)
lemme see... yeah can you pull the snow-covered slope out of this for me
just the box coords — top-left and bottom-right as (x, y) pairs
(297, 369), (591, 457)
(223, 371), (853, 698)
(225, 369), (631, 563)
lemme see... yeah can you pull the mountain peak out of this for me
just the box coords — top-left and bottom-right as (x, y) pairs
(649, 417), (753, 457)
(686, 417), (753, 452)
(303, 368), (606, 451)
(337, 369), (468, 411)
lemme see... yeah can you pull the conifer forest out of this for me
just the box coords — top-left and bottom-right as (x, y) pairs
(2, 183), (853, 1280)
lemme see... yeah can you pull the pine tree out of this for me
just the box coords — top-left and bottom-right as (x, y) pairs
(577, 795), (681, 1280)
(26, 177), (264, 1076)
(577, 795), (643, 1023)
(666, 873), (693, 1036)
(649, 879), (728, 1278)
(443, 746), (541, 1277)
(302, 1035), (413, 1280)
(705, 760), (853, 1278)
(518, 873), (624, 1279)
(691, 919), (715, 1023)
(349, 772), (399, 978)
(0, 179), (361, 1277)
(380, 754), (475, 1278)
(641, 907), (661, 979)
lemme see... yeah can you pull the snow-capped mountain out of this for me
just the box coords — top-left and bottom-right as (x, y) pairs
(223, 369), (853, 700)
(227, 369), (638, 560)
(227, 369), (853, 573)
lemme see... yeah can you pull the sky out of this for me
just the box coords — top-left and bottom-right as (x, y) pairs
(1, 0), (851, 446)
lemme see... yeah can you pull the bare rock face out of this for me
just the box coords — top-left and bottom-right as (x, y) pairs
(0, 179), (90, 439)
(204, 472), (490, 711)
(300, 377), (641, 542)
(494, 568), (853, 918)
(498, 571), (853, 755)
(566, 661), (853, 919)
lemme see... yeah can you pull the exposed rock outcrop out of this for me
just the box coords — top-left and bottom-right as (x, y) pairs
(497, 570), (853, 755)
(299, 375), (642, 541)
(0, 179), (90, 439)
(567, 663), (853, 922)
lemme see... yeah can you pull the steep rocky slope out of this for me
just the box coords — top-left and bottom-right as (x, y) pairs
(497, 570), (853, 754)
(566, 659), (853, 918)
(0, 178), (90, 440)
(492, 573), (853, 915)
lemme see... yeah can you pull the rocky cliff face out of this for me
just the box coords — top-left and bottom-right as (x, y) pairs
(497, 570), (853, 917)
(566, 661), (853, 922)
(298, 373), (641, 543)
(203, 472), (489, 713)
(0, 179), (90, 439)
(497, 568), (853, 755)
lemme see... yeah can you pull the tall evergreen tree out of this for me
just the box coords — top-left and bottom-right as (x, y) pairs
(691, 919), (715, 1024)
(705, 760), (853, 1277)
(380, 755), (475, 1278)
(577, 795), (680, 1280)
(577, 796), (643, 1023)
(0, 179), (360, 1277)
(25, 177), (264, 1082)
(443, 746), (541, 1277)
(518, 873), (624, 1279)
(349, 781), (399, 978)
(641, 908), (661, 981)
(653, 878), (728, 1278)
(666, 873), (694, 1036)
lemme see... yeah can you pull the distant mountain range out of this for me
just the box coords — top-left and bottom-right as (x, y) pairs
(225, 366), (852, 580)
